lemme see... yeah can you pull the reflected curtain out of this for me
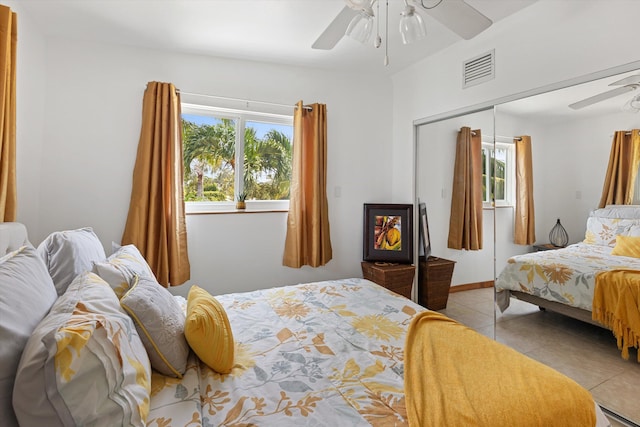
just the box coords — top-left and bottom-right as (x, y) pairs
(514, 135), (536, 245)
(0, 6), (16, 222)
(448, 127), (483, 250)
(122, 81), (190, 287)
(598, 129), (640, 208)
(283, 101), (332, 268)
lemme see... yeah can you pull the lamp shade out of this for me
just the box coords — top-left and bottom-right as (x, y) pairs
(346, 10), (374, 44)
(399, 5), (426, 44)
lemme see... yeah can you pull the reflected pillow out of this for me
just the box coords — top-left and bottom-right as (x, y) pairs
(611, 235), (640, 258)
(583, 217), (639, 247)
(93, 244), (155, 298)
(37, 227), (106, 295)
(184, 285), (235, 374)
(121, 275), (189, 378)
(13, 272), (151, 427)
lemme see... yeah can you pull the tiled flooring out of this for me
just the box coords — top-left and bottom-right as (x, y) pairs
(439, 287), (640, 427)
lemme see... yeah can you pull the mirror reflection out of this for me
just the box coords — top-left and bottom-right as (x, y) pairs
(416, 68), (640, 425)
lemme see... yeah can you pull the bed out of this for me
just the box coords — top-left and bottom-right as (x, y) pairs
(496, 206), (640, 349)
(0, 222), (609, 426)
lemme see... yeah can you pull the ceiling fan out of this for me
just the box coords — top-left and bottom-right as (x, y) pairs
(312, 0), (493, 51)
(568, 74), (640, 110)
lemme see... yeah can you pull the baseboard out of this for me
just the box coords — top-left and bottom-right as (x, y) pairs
(449, 281), (494, 293)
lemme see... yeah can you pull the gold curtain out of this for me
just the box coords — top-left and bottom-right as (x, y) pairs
(514, 135), (536, 245)
(448, 127), (483, 250)
(283, 101), (332, 268)
(122, 81), (190, 286)
(598, 129), (640, 208)
(0, 6), (16, 222)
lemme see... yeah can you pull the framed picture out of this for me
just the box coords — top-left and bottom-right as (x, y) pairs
(363, 203), (413, 264)
(418, 202), (431, 261)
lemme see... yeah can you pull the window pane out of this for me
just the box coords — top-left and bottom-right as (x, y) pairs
(494, 147), (507, 201)
(182, 114), (237, 202)
(481, 148), (489, 202)
(244, 121), (293, 201)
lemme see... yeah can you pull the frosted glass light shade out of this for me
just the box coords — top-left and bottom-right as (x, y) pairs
(346, 11), (374, 44)
(399, 5), (426, 44)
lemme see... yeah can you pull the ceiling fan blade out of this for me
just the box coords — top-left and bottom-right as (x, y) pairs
(568, 86), (637, 110)
(423, 0), (492, 40)
(609, 74), (640, 86)
(312, 6), (359, 50)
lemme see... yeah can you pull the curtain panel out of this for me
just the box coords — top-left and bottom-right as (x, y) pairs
(0, 6), (16, 222)
(122, 81), (190, 286)
(598, 129), (640, 208)
(447, 127), (483, 250)
(283, 101), (333, 268)
(514, 135), (536, 245)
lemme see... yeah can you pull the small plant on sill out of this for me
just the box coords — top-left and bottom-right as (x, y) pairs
(236, 192), (247, 210)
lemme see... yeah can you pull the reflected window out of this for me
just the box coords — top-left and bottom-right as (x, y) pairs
(481, 142), (514, 207)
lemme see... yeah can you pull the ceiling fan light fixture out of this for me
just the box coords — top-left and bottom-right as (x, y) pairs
(346, 8), (374, 44)
(399, 4), (427, 45)
(630, 93), (640, 110)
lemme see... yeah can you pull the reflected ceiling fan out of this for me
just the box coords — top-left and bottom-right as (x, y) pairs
(312, 0), (492, 52)
(569, 74), (640, 110)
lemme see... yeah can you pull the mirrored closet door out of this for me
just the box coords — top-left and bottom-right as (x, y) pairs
(415, 64), (640, 425)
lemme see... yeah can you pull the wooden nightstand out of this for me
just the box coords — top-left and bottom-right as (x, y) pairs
(361, 261), (415, 299)
(533, 243), (564, 251)
(418, 256), (456, 310)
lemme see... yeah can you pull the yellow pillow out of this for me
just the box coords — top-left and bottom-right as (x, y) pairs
(611, 235), (640, 258)
(184, 285), (235, 373)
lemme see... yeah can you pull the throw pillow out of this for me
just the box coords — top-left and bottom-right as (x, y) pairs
(184, 285), (235, 374)
(93, 244), (155, 298)
(121, 275), (189, 377)
(611, 235), (640, 258)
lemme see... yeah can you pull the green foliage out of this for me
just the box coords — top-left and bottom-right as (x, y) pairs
(182, 118), (292, 202)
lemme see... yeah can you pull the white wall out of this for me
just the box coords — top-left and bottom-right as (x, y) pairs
(393, 0), (640, 283)
(6, 0), (46, 238)
(17, 36), (394, 296)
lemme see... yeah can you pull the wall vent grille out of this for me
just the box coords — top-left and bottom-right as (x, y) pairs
(463, 50), (495, 88)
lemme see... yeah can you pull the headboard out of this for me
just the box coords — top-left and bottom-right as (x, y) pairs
(0, 222), (30, 255)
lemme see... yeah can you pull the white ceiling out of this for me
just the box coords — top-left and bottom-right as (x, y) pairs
(19, 0), (538, 76)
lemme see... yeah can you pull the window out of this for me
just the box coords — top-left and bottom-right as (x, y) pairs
(181, 103), (293, 212)
(481, 141), (514, 207)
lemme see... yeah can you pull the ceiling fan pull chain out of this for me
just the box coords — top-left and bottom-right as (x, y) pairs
(384, 0), (389, 66)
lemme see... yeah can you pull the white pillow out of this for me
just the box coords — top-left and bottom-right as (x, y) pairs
(93, 244), (155, 298)
(590, 205), (640, 219)
(13, 272), (151, 427)
(0, 246), (57, 427)
(120, 275), (189, 378)
(37, 227), (107, 295)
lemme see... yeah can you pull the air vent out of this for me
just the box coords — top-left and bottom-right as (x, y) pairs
(463, 50), (495, 88)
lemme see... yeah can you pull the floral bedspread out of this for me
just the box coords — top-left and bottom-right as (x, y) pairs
(496, 242), (640, 312)
(147, 278), (424, 427)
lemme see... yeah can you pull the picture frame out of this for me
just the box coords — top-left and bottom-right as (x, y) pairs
(418, 202), (431, 261)
(363, 203), (413, 264)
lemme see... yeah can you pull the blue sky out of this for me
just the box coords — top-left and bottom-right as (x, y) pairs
(182, 113), (292, 140)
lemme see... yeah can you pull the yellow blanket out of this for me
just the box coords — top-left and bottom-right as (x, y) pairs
(404, 311), (596, 427)
(593, 268), (640, 361)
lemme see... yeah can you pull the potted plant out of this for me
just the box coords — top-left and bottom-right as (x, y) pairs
(236, 192), (247, 210)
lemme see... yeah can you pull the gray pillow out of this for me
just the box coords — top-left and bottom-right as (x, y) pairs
(120, 275), (189, 377)
(0, 246), (57, 427)
(37, 227), (106, 295)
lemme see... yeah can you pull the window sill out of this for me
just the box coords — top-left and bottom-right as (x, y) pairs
(185, 200), (289, 215)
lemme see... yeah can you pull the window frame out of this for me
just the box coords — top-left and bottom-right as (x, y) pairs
(481, 141), (515, 208)
(181, 103), (293, 213)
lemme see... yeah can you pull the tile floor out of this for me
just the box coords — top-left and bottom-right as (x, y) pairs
(439, 287), (640, 427)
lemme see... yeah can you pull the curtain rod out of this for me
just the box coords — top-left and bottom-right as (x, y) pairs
(176, 90), (313, 111)
(471, 131), (522, 142)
